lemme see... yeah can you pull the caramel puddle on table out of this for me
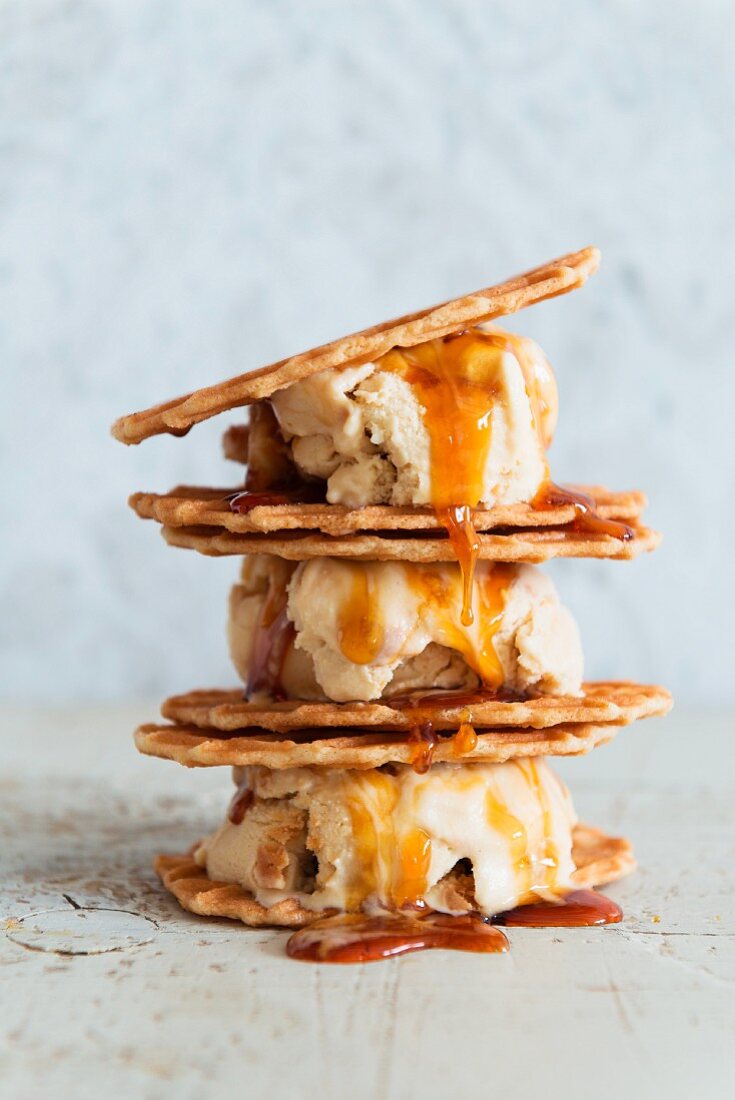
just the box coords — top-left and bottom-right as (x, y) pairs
(286, 891), (622, 963)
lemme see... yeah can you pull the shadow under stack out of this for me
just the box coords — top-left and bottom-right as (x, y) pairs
(113, 247), (671, 963)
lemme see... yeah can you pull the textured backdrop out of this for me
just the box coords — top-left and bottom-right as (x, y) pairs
(1, 1), (732, 703)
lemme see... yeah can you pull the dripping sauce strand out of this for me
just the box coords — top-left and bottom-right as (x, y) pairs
(406, 722), (438, 775)
(229, 483), (323, 513)
(381, 332), (502, 628)
(532, 482), (634, 541)
(286, 890), (623, 963)
(389, 687), (527, 773)
(441, 505), (480, 628)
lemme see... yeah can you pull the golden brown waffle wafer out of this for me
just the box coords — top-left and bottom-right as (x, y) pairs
(112, 248), (599, 444)
(159, 521), (661, 562)
(135, 718), (630, 770)
(153, 822), (634, 929)
(130, 484), (647, 535)
(161, 682), (672, 734)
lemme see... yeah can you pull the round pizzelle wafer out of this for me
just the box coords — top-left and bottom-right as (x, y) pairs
(111, 247), (599, 445)
(135, 718), (628, 770)
(153, 822), (635, 929)
(159, 521), (661, 563)
(130, 484), (647, 535)
(160, 682), (672, 734)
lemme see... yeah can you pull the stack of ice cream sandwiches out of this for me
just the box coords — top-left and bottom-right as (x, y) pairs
(113, 247), (671, 962)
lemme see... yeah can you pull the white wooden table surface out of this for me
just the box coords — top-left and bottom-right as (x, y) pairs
(1, 705), (733, 1100)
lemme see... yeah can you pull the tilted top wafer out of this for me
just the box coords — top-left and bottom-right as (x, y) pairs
(111, 247), (599, 444)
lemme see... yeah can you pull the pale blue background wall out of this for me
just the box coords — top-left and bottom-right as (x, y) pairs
(1, 1), (732, 703)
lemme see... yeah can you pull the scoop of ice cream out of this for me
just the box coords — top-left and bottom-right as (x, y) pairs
(194, 758), (577, 917)
(229, 557), (480, 701)
(270, 327), (556, 508)
(229, 555), (582, 702)
(286, 558), (583, 701)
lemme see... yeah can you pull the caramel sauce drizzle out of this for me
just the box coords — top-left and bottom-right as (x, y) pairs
(532, 481), (634, 541)
(394, 828), (432, 909)
(344, 773), (433, 911)
(406, 722), (439, 775)
(406, 561), (512, 690)
(229, 482), (324, 513)
(389, 558), (517, 773)
(344, 773), (399, 911)
(330, 560), (514, 771)
(485, 789), (532, 898)
(379, 331), (512, 626)
(337, 564), (385, 665)
(378, 328), (557, 625)
(391, 685), (526, 775)
(441, 505), (481, 628)
(453, 716), (478, 757)
(517, 758), (560, 890)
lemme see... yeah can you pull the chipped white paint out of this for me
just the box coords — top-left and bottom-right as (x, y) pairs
(1, 705), (733, 1100)
(6, 908), (158, 956)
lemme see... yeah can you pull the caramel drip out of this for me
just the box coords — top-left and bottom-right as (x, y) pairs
(229, 481), (324, 513)
(394, 828), (432, 909)
(286, 911), (509, 964)
(344, 774), (431, 910)
(532, 482), (634, 541)
(440, 506), (480, 627)
(473, 563), (512, 688)
(378, 329), (555, 624)
(378, 332), (506, 625)
(337, 564), (385, 665)
(405, 561), (512, 690)
(516, 759), (559, 889)
(493, 329), (557, 450)
(407, 722), (438, 775)
(485, 790), (532, 899)
(344, 773), (398, 911)
(387, 685), (528, 711)
(453, 720), (478, 757)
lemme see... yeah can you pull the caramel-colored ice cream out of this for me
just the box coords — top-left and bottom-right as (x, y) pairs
(228, 554), (583, 702)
